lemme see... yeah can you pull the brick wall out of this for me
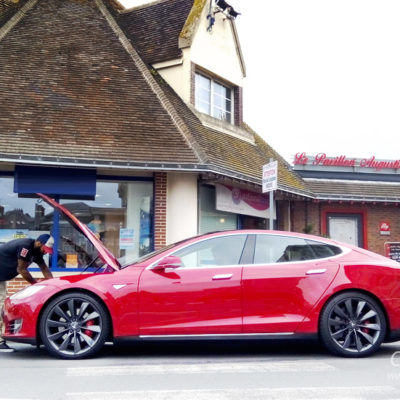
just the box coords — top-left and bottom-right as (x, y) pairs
(291, 200), (400, 256)
(234, 86), (243, 126)
(154, 172), (167, 249)
(6, 277), (29, 295)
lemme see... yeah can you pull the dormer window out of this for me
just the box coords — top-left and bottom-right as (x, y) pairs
(195, 72), (233, 123)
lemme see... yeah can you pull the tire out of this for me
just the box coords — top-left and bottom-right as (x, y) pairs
(39, 292), (110, 359)
(319, 291), (386, 357)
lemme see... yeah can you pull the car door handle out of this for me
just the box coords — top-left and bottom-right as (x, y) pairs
(306, 268), (327, 275)
(212, 274), (233, 280)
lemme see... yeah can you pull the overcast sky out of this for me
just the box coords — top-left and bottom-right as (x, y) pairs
(120, 0), (400, 164)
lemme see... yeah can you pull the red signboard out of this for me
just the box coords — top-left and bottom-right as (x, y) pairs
(380, 221), (391, 236)
(294, 152), (400, 172)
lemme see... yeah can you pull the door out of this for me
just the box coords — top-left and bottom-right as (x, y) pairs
(242, 234), (340, 333)
(138, 234), (247, 335)
(328, 214), (362, 247)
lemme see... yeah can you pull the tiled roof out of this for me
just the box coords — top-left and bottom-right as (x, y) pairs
(0, 0), (199, 165)
(0, 0), (26, 26)
(0, 0), (310, 197)
(305, 179), (400, 202)
(155, 73), (310, 194)
(117, 0), (194, 64)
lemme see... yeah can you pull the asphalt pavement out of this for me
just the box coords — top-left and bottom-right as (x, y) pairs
(2, 339), (400, 399)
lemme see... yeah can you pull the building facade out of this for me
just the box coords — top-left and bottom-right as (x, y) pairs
(293, 152), (400, 260)
(0, 0), (310, 293)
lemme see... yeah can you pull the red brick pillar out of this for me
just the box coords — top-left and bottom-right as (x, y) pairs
(154, 172), (167, 249)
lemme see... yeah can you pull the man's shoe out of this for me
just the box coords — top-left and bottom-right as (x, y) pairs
(0, 343), (15, 352)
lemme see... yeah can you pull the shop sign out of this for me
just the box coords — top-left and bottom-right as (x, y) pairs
(216, 184), (276, 219)
(262, 161), (278, 193)
(294, 152), (400, 172)
(385, 242), (400, 262)
(380, 221), (391, 235)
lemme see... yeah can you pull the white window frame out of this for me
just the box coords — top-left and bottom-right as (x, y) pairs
(195, 72), (234, 123)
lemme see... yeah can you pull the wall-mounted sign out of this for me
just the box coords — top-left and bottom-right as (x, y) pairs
(293, 152), (400, 172)
(216, 184), (276, 219)
(262, 161), (278, 193)
(380, 221), (391, 236)
(385, 242), (400, 262)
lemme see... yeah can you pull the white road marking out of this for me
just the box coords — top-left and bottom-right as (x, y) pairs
(67, 360), (335, 376)
(66, 386), (398, 400)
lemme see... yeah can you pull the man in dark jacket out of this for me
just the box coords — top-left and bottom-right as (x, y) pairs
(0, 234), (54, 352)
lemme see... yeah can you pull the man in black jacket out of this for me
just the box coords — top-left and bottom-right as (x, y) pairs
(0, 234), (54, 352)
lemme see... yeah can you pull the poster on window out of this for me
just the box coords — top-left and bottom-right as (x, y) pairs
(119, 228), (135, 249)
(216, 184), (275, 219)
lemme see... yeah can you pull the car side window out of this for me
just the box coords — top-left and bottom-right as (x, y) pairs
(254, 235), (316, 264)
(172, 235), (247, 268)
(306, 240), (342, 258)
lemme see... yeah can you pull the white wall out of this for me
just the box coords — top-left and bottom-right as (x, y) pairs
(155, 3), (245, 103)
(156, 49), (192, 103)
(166, 173), (198, 244)
(190, 6), (244, 87)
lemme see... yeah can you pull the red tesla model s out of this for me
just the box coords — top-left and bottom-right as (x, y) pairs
(2, 194), (400, 359)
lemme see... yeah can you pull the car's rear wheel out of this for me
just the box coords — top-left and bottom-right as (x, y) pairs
(39, 292), (110, 359)
(319, 291), (386, 357)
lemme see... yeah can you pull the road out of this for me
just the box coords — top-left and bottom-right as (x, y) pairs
(2, 339), (400, 399)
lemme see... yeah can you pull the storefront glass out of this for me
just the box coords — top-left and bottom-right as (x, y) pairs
(199, 185), (237, 233)
(199, 184), (268, 233)
(0, 176), (153, 271)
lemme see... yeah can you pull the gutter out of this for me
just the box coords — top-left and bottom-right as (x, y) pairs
(0, 153), (313, 199)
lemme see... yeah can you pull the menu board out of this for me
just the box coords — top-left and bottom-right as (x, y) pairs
(384, 242), (400, 263)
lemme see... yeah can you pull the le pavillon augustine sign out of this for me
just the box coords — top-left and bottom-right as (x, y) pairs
(216, 184), (276, 219)
(294, 152), (400, 171)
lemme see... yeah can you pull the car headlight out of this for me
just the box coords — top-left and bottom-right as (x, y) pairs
(10, 285), (47, 300)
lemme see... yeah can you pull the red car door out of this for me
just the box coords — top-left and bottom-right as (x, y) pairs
(138, 234), (248, 336)
(242, 234), (340, 333)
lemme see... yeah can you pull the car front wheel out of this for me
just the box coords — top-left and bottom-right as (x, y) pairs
(39, 292), (110, 359)
(319, 291), (386, 357)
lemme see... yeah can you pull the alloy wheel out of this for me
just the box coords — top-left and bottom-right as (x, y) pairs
(327, 296), (382, 354)
(41, 293), (108, 358)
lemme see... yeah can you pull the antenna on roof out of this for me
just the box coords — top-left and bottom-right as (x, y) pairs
(207, 0), (241, 33)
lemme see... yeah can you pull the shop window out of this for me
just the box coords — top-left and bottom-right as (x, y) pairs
(199, 185), (237, 233)
(0, 176), (153, 271)
(195, 73), (233, 123)
(60, 180), (153, 262)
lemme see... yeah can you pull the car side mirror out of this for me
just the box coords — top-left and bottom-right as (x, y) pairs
(151, 255), (182, 271)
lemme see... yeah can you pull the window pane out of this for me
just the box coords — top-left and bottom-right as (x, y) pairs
(0, 177), (55, 268)
(173, 235), (247, 268)
(212, 81), (231, 122)
(306, 240), (342, 258)
(61, 181), (153, 261)
(195, 74), (211, 115)
(197, 99), (210, 115)
(254, 235), (316, 264)
(199, 185), (237, 233)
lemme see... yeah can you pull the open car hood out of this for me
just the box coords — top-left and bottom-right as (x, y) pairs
(38, 193), (121, 271)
